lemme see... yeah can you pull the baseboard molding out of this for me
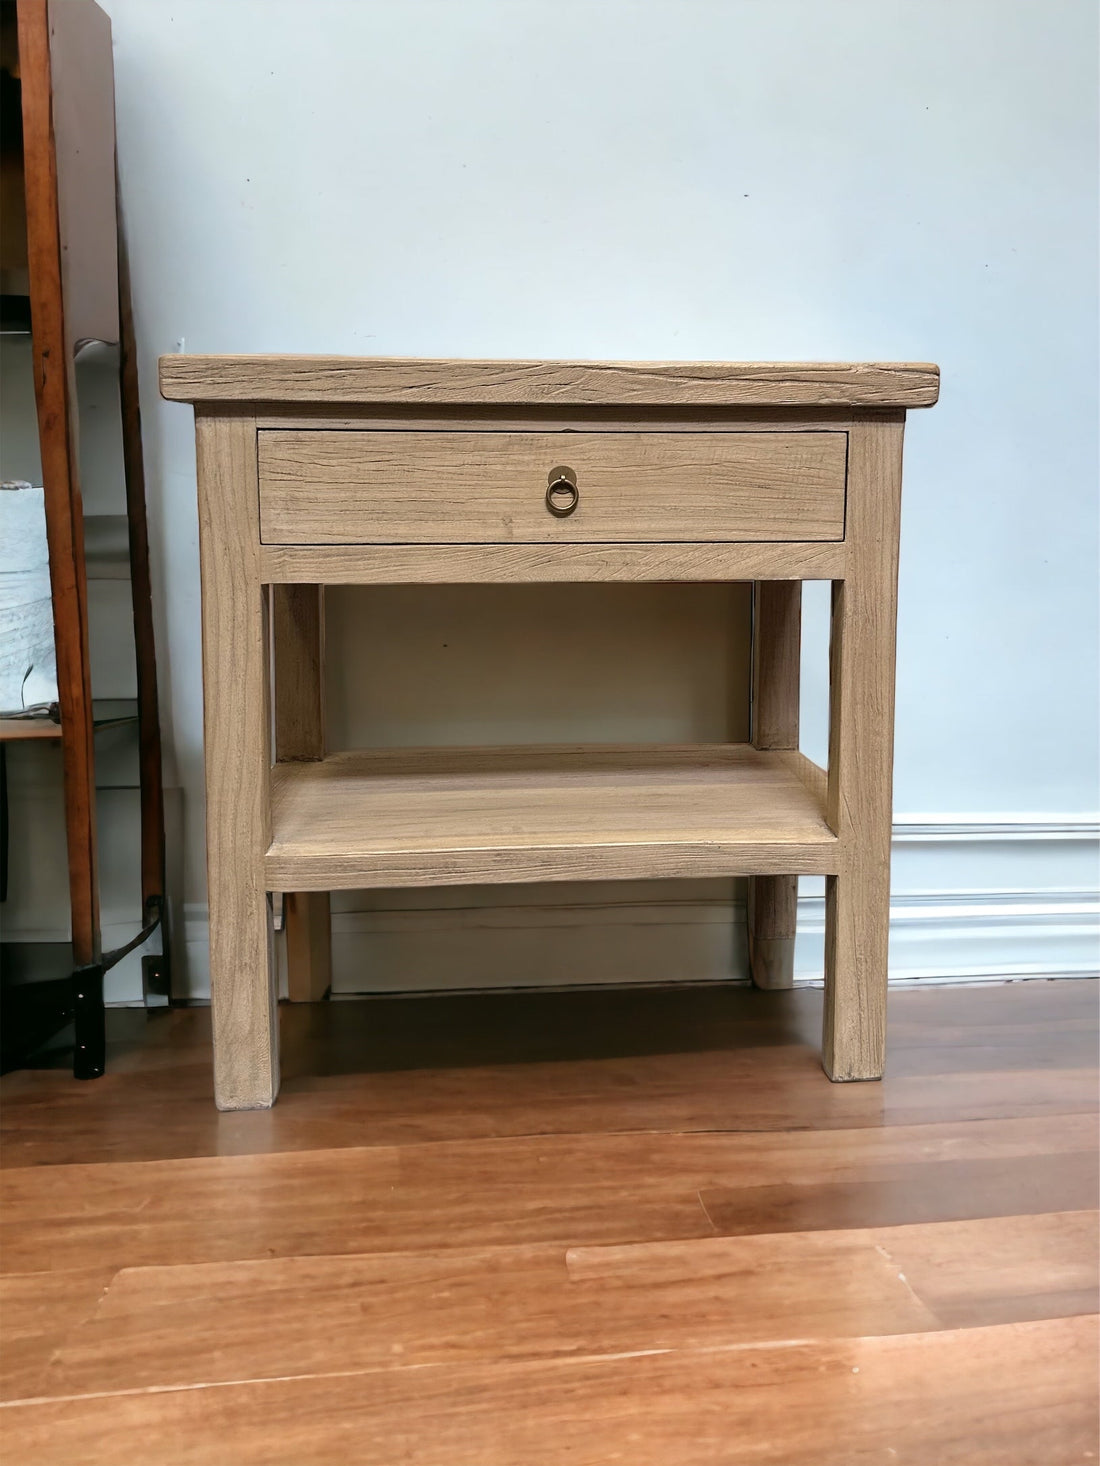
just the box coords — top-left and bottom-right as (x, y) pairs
(175, 818), (1099, 999)
(892, 815), (1100, 842)
(180, 888), (1099, 1000)
(793, 888), (1100, 985)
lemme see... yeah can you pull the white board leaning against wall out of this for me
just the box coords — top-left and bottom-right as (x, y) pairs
(0, 481), (57, 717)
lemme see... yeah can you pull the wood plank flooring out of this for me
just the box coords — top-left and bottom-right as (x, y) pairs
(1, 979), (1096, 1463)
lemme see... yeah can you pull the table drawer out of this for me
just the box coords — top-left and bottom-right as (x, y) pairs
(257, 430), (847, 545)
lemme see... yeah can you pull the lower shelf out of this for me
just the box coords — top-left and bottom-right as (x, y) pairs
(266, 743), (837, 891)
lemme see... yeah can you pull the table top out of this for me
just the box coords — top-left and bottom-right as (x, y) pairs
(159, 356), (940, 409)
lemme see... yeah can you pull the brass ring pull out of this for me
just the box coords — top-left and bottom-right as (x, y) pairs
(545, 466), (579, 518)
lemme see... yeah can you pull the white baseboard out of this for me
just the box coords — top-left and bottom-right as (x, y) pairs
(318, 889), (1099, 998)
(173, 815), (1099, 1000)
(794, 888), (1100, 985)
(891, 816), (1100, 841)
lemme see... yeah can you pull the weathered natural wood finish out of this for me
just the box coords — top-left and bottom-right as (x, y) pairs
(194, 414), (277, 1108)
(261, 539), (846, 584)
(748, 874), (799, 987)
(258, 430), (848, 544)
(748, 580), (803, 990)
(159, 356), (941, 407)
(283, 894), (331, 1002)
(272, 585), (332, 1002)
(272, 584), (325, 761)
(751, 583), (803, 749)
(265, 744), (838, 891)
(165, 357), (935, 1096)
(257, 409), (866, 432)
(824, 420), (905, 1080)
(776, 747), (828, 806)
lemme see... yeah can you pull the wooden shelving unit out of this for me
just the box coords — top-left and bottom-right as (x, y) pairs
(0, 0), (167, 1077)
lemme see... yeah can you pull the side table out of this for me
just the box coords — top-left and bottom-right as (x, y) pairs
(161, 357), (938, 1109)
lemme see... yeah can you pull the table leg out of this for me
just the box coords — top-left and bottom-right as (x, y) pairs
(196, 414), (278, 1109)
(822, 420), (904, 1080)
(272, 584), (332, 1002)
(748, 580), (802, 989)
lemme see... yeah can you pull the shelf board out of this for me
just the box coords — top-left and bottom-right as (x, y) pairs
(0, 699), (138, 742)
(266, 743), (837, 891)
(0, 717), (62, 741)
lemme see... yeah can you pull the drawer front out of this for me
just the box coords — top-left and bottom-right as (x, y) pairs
(257, 430), (847, 545)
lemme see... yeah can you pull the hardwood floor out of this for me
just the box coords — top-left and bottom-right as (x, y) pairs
(1, 979), (1096, 1463)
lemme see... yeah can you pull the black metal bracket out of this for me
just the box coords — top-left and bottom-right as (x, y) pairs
(102, 892), (171, 1000)
(72, 962), (105, 1080)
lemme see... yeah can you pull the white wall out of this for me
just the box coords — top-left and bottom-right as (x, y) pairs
(99, 0), (1097, 996)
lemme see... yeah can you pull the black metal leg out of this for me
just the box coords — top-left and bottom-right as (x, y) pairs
(72, 962), (105, 1079)
(144, 893), (171, 1002)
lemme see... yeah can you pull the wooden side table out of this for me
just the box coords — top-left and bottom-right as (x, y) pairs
(161, 358), (938, 1110)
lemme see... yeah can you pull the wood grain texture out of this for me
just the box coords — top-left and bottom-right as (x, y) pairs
(257, 430), (847, 544)
(283, 894), (331, 1003)
(272, 584), (325, 761)
(748, 874), (798, 988)
(0, 982), (1094, 1462)
(194, 414), (278, 1108)
(701, 1157), (1100, 1248)
(272, 584), (331, 1001)
(172, 358), (927, 1091)
(0, 1267), (115, 1402)
(4, 1114), (1094, 1277)
(748, 581), (803, 990)
(159, 356), (941, 407)
(823, 420), (905, 1080)
(265, 743), (838, 891)
(3, 1318), (1092, 1466)
(3, 985), (1094, 1169)
(17, 0), (100, 965)
(869, 1208), (1100, 1332)
(31, 1221), (977, 1396)
(15, 1211), (1098, 1402)
(261, 539), (846, 584)
(778, 748), (828, 806)
(256, 409), (869, 432)
(751, 582), (803, 751)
